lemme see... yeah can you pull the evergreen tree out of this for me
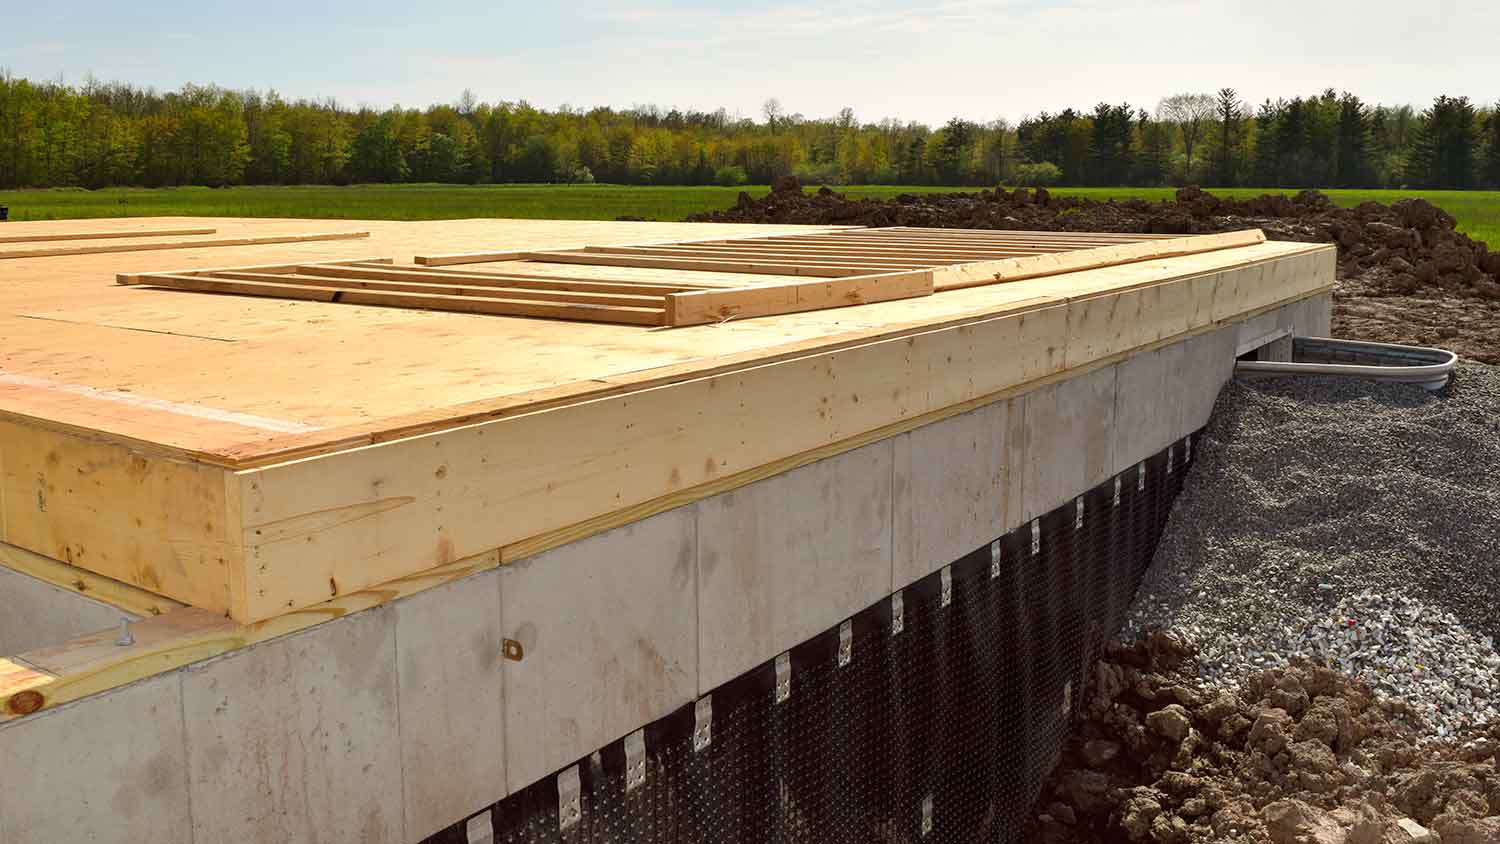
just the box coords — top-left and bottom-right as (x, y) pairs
(1406, 95), (1478, 188)
(1087, 103), (1134, 186)
(1481, 106), (1500, 189)
(1134, 109), (1172, 186)
(934, 118), (977, 185)
(1213, 88), (1243, 186)
(1333, 93), (1371, 188)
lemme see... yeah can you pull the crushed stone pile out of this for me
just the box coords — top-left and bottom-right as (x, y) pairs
(1024, 632), (1500, 844)
(1120, 365), (1500, 739)
(685, 180), (1500, 363)
(1025, 365), (1500, 841)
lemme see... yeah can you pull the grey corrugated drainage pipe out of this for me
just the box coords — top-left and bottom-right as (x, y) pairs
(1234, 336), (1459, 391)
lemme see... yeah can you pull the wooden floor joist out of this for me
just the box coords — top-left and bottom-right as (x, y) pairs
(1, 230), (371, 259)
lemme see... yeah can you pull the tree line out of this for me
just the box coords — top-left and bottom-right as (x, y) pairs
(2, 73), (1498, 191)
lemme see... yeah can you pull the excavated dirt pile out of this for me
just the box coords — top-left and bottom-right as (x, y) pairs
(1024, 632), (1500, 844)
(686, 179), (1500, 363)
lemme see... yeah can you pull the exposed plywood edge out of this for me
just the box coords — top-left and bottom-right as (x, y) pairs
(115, 255), (392, 285)
(0, 550), (499, 721)
(0, 227), (217, 244)
(665, 270), (934, 326)
(2, 230), (371, 260)
(231, 249), (1331, 621)
(0, 541), (184, 618)
(932, 229), (1267, 291)
(501, 282), (1335, 563)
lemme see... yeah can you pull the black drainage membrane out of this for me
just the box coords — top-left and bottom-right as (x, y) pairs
(426, 434), (1198, 844)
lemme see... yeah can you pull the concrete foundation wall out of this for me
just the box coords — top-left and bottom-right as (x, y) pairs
(0, 566), (135, 656)
(0, 293), (1331, 844)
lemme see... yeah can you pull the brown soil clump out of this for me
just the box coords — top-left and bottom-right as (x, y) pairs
(687, 181), (1500, 363)
(1024, 632), (1500, 843)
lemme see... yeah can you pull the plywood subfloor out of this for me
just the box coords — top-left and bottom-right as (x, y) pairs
(2, 216), (1320, 469)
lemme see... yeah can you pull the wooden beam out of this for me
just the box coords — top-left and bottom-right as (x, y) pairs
(578, 244), (925, 269)
(116, 256), (392, 285)
(767, 234), (1148, 250)
(3, 231), (371, 260)
(0, 227), (217, 244)
(296, 263), (706, 295)
(930, 229), (1267, 291)
(0, 541), (184, 618)
(136, 273), (667, 325)
(204, 270), (666, 308)
(414, 250), (533, 266)
(523, 250), (879, 277)
(1, 550), (500, 721)
(859, 226), (1184, 241)
(654, 240), (1072, 260)
(665, 270), (933, 326)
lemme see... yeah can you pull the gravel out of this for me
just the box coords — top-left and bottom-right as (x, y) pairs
(1122, 363), (1500, 736)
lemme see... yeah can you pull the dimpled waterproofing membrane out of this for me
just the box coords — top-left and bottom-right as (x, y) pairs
(425, 436), (1197, 844)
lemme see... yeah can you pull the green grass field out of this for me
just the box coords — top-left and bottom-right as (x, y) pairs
(4, 183), (1497, 245)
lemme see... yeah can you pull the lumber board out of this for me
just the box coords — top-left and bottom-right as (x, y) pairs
(1, 230), (371, 260)
(522, 250), (885, 277)
(770, 235), (1144, 250)
(0, 541), (185, 618)
(136, 274), (667, 325)
(578, 244), (924, 269)
(299, 263), (707, 295)
(114, 256), (391, 285)
(860, 226), (1183, 241)
(0, 227), (217, 244)
(202, 271), (667, 308)
(414, 250), (534, 266)
(0, 415), (240, 614)
(0, 549), (499, 721)
(649, 240), (1072, 259)
(665, 270), (933, 326)
(930, 230), (1266, 291)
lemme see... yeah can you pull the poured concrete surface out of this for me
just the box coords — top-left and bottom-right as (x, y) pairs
(892, 400), (1023, 589)
(698, 441), (894, 691)
(0, 672), (191, 844)
(1021, 365), (1118, 521)
(396, 571), (507, 841)
(181, 606), (403, 844)
(501, 507), (698, 793)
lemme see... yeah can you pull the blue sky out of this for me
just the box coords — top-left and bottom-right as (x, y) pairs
(6, 0), (1496, 125)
